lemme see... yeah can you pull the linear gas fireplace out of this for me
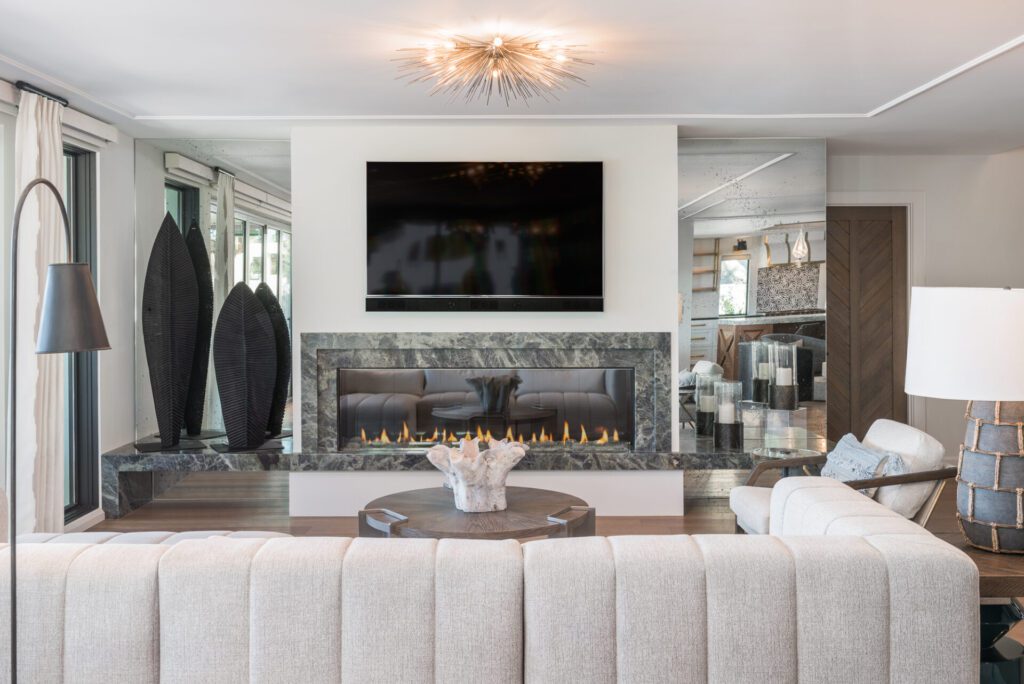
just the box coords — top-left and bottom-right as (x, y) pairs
(300, 332), (671, 452)
(337, 367), (635, 450)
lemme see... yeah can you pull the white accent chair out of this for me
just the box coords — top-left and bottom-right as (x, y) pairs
(731, 419), (955, 534)
(1, 489), (979, 683)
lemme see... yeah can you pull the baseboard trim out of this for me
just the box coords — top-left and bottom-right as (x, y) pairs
(63, 507), (105, 532)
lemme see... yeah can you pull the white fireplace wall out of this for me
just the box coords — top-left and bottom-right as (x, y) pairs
(290, 124), (680, 452)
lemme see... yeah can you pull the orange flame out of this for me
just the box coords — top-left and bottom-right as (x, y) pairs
(540, 426), (547, 442)
(448, 431), (458, 443)
(596, 429), (610, 445)
(579, 425), (589, 444)
(360, 427), (367, 443)
(401, 421), (410, 442)
(505, 426), (514, 441)
(518, 433), (525, 444)
(562, 421), (570, 444)
(531, 432), (538, 443)
(464, 429), (472, 441)
(429, 427), (439, 442)
(476, 425), (484, 440)
(613, 428), (620, 442)
(379, 428), (391, 444)
(485, 428), (493, 442)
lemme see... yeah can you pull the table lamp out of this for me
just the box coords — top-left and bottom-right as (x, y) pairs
(7, 178), (110, 680)
(905, 286), (1024, 553)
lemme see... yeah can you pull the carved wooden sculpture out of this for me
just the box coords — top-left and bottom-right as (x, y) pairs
(214, 283), (277, 449)
(141, 213), (198, 448)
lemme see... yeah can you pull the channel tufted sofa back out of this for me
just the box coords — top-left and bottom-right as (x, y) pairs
(0, 498), (978, 683)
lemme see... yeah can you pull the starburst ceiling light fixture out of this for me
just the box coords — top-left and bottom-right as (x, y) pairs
(397, 31), (590, 106)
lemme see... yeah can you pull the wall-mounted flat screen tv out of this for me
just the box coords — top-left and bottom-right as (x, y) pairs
(366, 161), (603, 311)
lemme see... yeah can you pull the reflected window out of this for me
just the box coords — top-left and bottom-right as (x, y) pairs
(718, 257), (749, 316)
(233, 219), (246, 284)
(247, 222), (265, 290)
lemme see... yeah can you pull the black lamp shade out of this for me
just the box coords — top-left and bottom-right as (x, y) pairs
(36, 263), (110, 354)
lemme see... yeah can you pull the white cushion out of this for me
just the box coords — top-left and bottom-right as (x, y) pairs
(729, 486), (772, 534)
(864, 420), (945, 518)
(691, 360), (724, 375)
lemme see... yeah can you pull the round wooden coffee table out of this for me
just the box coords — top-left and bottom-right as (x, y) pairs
(358, 486), (595, 540)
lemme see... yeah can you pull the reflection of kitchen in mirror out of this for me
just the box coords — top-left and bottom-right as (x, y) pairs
(678, 139), (826, 440)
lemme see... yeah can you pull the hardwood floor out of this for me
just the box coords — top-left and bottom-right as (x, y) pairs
(89, 469), (948, 537)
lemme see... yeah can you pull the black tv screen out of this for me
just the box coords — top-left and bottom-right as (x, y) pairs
(366, 161), (603, 311)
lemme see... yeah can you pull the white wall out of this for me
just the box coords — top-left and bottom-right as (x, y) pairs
(828, 148), (1024, 459)
(291, 124), (680, 452)
(132, 140), (166, 439)
(95, 133), (138, 453)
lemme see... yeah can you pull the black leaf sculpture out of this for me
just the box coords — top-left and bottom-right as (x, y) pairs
(254, 282), (291, 436)
(214, 282), (277, 450)
(183, 221), (213, 436)
(142, 213), (198, 448)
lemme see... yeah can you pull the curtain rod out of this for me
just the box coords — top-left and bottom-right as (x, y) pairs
(15, 81), (69, 107)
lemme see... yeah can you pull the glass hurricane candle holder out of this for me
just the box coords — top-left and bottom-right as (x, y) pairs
(769, 341), (799, 410)
(714, 380), (743, 449)
(739, 400), (767, 443)
(752, 340), (773, 404)
(695, 371), (721, 437)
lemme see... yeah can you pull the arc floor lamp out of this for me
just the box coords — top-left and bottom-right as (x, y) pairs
(7, 178), (109, 681)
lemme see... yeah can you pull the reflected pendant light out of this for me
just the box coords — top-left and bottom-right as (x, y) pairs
(791, 229), (810, 265)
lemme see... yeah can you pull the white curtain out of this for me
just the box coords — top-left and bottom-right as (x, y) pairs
(214, 171), (236, 305)
(13, 92), (66, 534)
(208, 172), (236, 431)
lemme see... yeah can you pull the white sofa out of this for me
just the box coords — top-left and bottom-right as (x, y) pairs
(2, 482), (978, 683)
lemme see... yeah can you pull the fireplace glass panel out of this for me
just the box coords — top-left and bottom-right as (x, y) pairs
(337, 367), (635, 449)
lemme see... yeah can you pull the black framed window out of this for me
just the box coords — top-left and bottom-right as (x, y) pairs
(63, 146), (99, 522)
(164, 182), (199, 231)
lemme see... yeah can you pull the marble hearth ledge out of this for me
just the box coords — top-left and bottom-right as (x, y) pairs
(101, 437), (762, 518)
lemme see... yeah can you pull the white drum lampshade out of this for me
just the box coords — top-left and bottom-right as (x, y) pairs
(906, 286), (1024, 553)
(905, 287), (1024, 401)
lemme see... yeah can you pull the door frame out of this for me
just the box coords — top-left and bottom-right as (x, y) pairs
(826, 191), (926, 433)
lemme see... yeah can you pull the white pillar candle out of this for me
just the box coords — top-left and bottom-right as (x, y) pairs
(699, 395), (716, 412)
(821, 361), (827, 378)
(776, 367), (794, 386)
(718, 404), (736, 424)
(757, 362), (772, 380)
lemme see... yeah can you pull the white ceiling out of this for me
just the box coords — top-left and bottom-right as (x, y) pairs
(679, 139), (825, 238)
(0, 0), (1022, 153)
(156, 139), (292, 195)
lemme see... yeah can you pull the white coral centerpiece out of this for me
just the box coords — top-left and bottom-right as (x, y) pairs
(426, 437), (528, 512)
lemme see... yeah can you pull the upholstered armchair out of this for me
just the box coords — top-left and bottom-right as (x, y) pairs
(731, 419), (957, 534)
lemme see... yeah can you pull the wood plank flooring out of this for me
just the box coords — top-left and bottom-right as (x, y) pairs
(91, 469), (940, 538)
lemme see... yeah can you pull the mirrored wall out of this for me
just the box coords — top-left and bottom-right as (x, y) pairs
(133, 139), (292, 444)
(678, 138), (827, 438)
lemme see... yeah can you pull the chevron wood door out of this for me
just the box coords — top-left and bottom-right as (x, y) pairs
(826, 207), (908, 441)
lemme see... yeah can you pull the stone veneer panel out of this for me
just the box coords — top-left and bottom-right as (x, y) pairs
(300, 332), (672, 453)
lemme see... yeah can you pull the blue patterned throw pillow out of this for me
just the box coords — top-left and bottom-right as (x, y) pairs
(821, 434), (904, 497)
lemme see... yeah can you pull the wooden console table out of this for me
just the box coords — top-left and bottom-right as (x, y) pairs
(359, 486), (595, 540)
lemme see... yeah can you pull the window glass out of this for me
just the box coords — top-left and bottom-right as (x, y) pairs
(164, 185), (183, 228)
(247, 223), (265, 291)
(266, 228), (280, 295)
(718, 257), (749, 316)
(280, 231), (292, 327)
(233, 219), (246, 285)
